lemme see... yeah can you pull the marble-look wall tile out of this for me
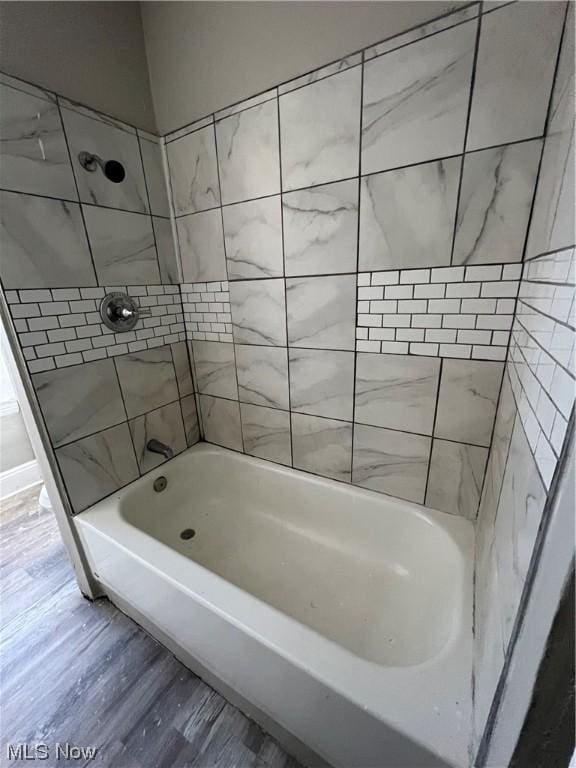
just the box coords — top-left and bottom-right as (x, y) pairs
(0, 191), (96, 289)
(181, 393), (200, 446)
(0, 84), (77, 199)
(139, 137), (171, 217)
(240, 403), (291, 466)
(286, 274), (356, 351)
(129, 401), (187, 473)
(359, 158), (460, 271)
(32, 358), (126, 447)
(222, 196), (283, 279)
(362, 21), (475, 175)
(56, 422), (139, 512)
(192, 340), (238, 400)
(352, 423), (430, 504)
(355, 353), (440, 435)
(235, 344), (289, 409)
(115, 346), (179, 419)
(426, 439), (488, 520)
(177, 209), (227, 283)
(166, 125), (220, 216)
(61, 107), (149, 213)
(153, 217), (180, 284)
(278, 54), (361, 95)
(171, 341), (194, 397)
(216, 99), (280, 205)
(229, 279), (287, 346)
(453, 140), (542, 265)
(199, 394), (243, 451)
(291, 413), (352, 482)
(435, 359), (503, 446)
(467, 2), (565, 150)
(82, 206), (160, 285)
(280, 66), (361, 191)
(283, 179), (358, 276)
(289, 349), (354, 421)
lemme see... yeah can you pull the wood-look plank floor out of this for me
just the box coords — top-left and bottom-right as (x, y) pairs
(0, 487), (302, 768)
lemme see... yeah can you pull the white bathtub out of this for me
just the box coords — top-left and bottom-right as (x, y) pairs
(76, 443), (474, 768)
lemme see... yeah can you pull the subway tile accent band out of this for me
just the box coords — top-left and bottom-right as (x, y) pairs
(181, 281), (233, 342)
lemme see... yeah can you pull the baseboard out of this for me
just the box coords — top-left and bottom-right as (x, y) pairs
(0, 460), (42, 500)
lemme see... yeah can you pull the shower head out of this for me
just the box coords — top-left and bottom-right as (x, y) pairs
(78, 151), (126, 183)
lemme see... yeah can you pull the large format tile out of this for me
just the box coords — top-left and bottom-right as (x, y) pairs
(240, 403), (291, 465)
(0, 84), (77, 199)
(435, 359), (504, 447)
(61, 107), (149, 213)
(171, 341), (194, 397)
(154, 217), (180, 284)
(129, 401), (187, 473)
(229, 279), (287, 346)
(453, 140), (542, 265)
(280, 66), (361, 191)
(235, 344), (289, 409)
(283, 179), (358, 276)
(0, 191), (96, 289)
(362, 21), (476, 175)
(289, 348), (354, 421)
(199, 395), (243, 451)
(426, 439), (488, 520)
(223, 196), (283, 279)
(467, 2), (565, 150)
(166, 125), (220, 216)
(291, 413), (352, 483)
(352, 424), (430, 504)
(286, 274), (356, 351)
(56, 423), (139, 513)
(216, 99), (280, 205)
(115, 346), (179, 419)
(139, 137), (170, 217)
(192, 340), (238, 399)
(32, 359), (126, 448)
(359, 158), (460, 271)
(177, 208), (227, 283)
(82, 206), (160, 285)
(180, 393), (200, 446)
(354, 353), (440, 435)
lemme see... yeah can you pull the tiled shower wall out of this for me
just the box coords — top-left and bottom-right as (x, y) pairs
(0, 72), (200, 514)
(473, 2), (574, 753)
(164, 1), (567, 523)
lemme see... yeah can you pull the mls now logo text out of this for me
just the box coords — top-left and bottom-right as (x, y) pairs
(6, 743), (98, 760)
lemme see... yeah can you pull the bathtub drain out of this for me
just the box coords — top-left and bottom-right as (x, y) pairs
(180, 529), (196, 540)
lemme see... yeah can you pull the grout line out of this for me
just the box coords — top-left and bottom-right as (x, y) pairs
(422, 358), (444, 504)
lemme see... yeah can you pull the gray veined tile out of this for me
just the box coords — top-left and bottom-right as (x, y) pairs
(32, 358), (126, 448)
(362, 20), (476, 175)
(426, 439), (488, 520)
(0, 190), (96, 289)
(0, 72), (57, 103)
(435, 359), (504, 446)
(129, 401), (187, 473)
(235, 344), (289, 409)
(192, 340), (238, 400)
(278, 54), (362, 95)
(140, 137), (171, 217)
(453, 140), (542, 265)
(180, 393), (200, 446)
(240, 403), (291, 466)
(153, 217), (180, 284)
(280, 66), (361, 191)
(61, 107), (149, 213)
(199, 395), (243, 451)
(82, 206), (160, 285)
(56, 423), (139, 513)
(171, 341), (194, 397)
(352, 424), (430, 504)
(359, 158), (460, 271)
(355, 353), (440, 435)
(229, 279), (287, 346)
(291, 413), (352, 483)
(289, 349), (354, 421)
(467, 2), (565, 151)
(176, 208), (227, 283)
(0, 84), (77, 199)
(283, 179), (358, 276)
(222, 196), (283, 279)
(166, 125), (220, 215)
(114, 346), (179, 419)
(216, 98), (280, 205)
(286, 274), (356, 351)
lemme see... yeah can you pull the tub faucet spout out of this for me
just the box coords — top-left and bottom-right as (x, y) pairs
(146, 439), (174, 459)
